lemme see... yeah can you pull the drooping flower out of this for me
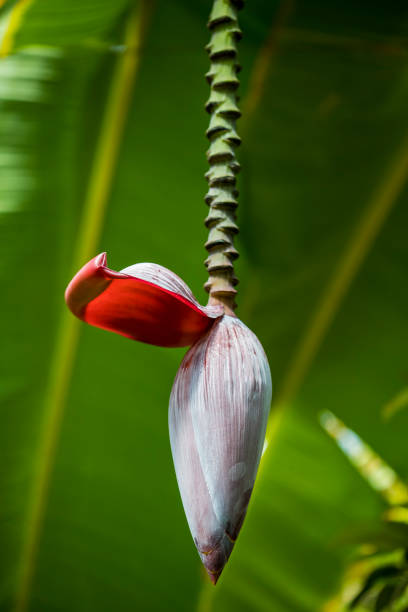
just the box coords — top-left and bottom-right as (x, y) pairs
(65, 253), (272, 583)
(169, 315), (271, 583)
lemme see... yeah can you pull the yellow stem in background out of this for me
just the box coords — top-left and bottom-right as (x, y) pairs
(0, 0), (32, 57)
(263, 133), (408, 452)
(13, 3), (153, 611)
(382, 386), (408, 420)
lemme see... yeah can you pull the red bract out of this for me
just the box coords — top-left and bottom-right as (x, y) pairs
(65, 253), (223, 347)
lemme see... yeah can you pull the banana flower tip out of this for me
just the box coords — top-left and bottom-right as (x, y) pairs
(207, 570), (221, 585)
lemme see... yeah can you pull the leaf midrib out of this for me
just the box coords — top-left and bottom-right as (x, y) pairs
(12, 3), (153, 611)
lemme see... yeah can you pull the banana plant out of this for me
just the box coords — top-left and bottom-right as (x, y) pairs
(1, 1), (408, 611)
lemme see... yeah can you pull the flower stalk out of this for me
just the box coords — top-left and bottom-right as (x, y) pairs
(64, 0), (273, 586)
(204, 0), (244, 312)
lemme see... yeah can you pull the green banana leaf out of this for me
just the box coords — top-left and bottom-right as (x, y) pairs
(1, 1), (408, 611)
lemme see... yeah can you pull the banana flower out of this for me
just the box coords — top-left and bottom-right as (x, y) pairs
(65, 252), (272, 583)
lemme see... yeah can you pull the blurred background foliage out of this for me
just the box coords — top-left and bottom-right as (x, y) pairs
(1, 0), (408, 611)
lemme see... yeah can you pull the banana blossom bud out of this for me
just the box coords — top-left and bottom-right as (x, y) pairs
(65, 253), (272, 583)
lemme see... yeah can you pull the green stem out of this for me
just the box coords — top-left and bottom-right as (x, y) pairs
(204, 0), (243, 312)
